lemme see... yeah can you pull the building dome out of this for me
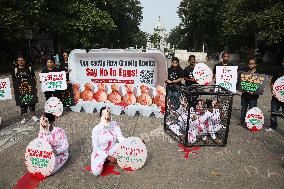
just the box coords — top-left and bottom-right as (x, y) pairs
(154, 16), (166, 32)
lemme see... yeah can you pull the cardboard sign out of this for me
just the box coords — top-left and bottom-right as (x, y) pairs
(245, 107), (264, 132)
(216, 66), (238, 93)
(273, 76), (284, 102)
(0, 78), (12, 100)
(239, 72), (268, 95)
(13, 77), (38, 106)
(25, 138), (55, 177)
(114, 137), (147, 171)
(193, 63), (212, 85)
(39, 72), (67, 92)
(44, 97), (64, 117)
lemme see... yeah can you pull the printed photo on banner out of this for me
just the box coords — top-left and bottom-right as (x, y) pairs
(238, 72), (268, 95)
(216, 66), (238, 93)
(13, 77), (38, 106)
(39, 72), (67, 92)
(273, 76), (284, 102)
(0, 78), (12, 100)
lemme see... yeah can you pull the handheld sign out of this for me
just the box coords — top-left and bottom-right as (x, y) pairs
(273, 76), (284, 102)
(0, 78), (12, 100)
(245, 107), (264, 132)
(193, 63), (212, 85)
(239, 72), (268, 95)
(216, 66), (238, 93)
(25, 138), (55, 177)
(115, 137), (147, 171)
(39, 72), (67, 92)
(44, 97), (63, 117)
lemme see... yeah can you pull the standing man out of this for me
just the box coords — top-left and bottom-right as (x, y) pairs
(239, 58), (260, 126)
(184, 55), (198, 87)
(265, 58), (284, 133)
(213, 51), (234, 80)
(184, 55), (198, 107)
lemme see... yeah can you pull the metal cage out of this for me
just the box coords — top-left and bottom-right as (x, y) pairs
(164, 85), (234, 147)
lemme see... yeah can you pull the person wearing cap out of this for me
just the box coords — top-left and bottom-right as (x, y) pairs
(91, 107), (125, 176)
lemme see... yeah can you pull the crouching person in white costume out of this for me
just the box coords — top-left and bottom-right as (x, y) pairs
(91, 107), (125, 176)
(38, 113), (69, 174)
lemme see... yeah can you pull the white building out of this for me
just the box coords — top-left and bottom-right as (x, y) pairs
(147, 17), (169, 52)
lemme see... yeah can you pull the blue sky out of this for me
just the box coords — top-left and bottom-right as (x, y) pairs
(139, 0), (181, 34)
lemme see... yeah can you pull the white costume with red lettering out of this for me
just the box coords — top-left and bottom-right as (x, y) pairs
(91, 121), (125, 176)
(38, 126), (69, 174)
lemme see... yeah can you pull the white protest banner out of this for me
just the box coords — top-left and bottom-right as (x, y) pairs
(114, 137), (147, 171)
(245, 107), (264, 132)
(69, 49), (167, 87)
(0, 78), (12, 100)
(216, 66), (238, 93)
(25, 138), (55, 177)
(39, 72), (67, 92)
(193, 63), (213, 85)
(273, 76), (284, 102)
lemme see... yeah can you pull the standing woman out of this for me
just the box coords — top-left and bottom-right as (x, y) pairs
(41, 56), (61, 101)
(60, 51), (75, 111)
(12, 55), (39, 124)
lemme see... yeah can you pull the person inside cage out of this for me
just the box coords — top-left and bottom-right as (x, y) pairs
(91, 107), (125, 176)
(187, 99), (223, 144)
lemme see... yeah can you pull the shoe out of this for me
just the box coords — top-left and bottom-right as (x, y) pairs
(265, 128), (275, 133)
(32, 116), (39, 122)
(21, 118), (27, 124)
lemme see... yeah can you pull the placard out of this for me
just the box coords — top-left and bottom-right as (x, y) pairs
(273, 76), (284, 102)
(39, 72), (67, 92)
(239, 72), (268, 95)
(44, 97), (64, 117)
(245, 107), (264, 132)
(114, 137), (147, 171)
(193, 63), (213, 85)
(216, 66), (238, 93)
(13, 77), (38, 106)
(0, 78), (12, 100)
(25, 138), (55, 177)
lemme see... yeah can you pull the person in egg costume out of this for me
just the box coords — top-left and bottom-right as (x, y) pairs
(91, 107), (125, 176)
(38, 112), (69, 174)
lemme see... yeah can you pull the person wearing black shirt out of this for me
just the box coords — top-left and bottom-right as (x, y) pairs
(12, 55), (39, 124)
(59, 51), (74, 111)
(265, 58), (284, 132)
(166, 57), (184, 110)
(213, 51), (236, 81)
(41, 56), (61, 101)
(184, 55), (198, 86)
(184, 55), (198, 107)
(239, 58), (259, 126)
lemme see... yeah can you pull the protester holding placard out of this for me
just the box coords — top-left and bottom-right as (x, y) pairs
(38, 113), (69, 174)
(91, 107), (125, 176)
(41, 56), (61, 101)
(11, 55), (39, 124)
(213, 52), (235, 80)
(239, 58), (260, 126)
(265, 58), (284, 133)
(166, 57), (184, 110)
(59, 51), (75, 111)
